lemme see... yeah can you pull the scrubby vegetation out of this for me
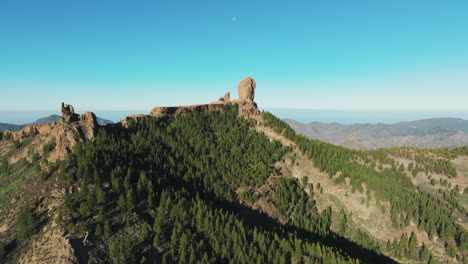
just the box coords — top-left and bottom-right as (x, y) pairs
(263, 111), (468, 261)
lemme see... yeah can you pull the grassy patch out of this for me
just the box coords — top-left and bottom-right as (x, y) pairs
(0, 161), (36, 215)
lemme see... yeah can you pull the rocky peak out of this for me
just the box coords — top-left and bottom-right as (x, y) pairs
(60, 102), (79, 123)
(237, 77), (256, 101)
(219, 92), (231, 102)
(0, 103), (101, 163)
(237, 77), (260, 118)
(51, 103), (99, 161)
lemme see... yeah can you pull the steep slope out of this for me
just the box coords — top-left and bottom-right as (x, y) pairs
(286, 118), (468, 149)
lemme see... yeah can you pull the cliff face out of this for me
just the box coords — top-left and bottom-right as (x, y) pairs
(151, 103), (230, 117)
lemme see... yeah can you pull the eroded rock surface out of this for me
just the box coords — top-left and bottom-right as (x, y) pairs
(238, 100), (260, 118)
(220, 92), (231, 102)
(18, 227), (78, 264)
(61, 103), (79, 123)
(0, 103), (99, 163)
(151, 104), (229, 117)
(237, 77), (256, 101)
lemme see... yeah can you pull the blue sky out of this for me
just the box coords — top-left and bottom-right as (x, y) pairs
(0, 0), (467, 111)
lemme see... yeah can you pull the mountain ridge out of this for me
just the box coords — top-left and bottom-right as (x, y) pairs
(0, 115), (113, 133)
(0, 78), (466, 264)
(285, 117), (468, 149)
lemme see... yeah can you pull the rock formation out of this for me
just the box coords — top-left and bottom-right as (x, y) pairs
(0, 103), (100, 163)
(220, 92), (231, 102)
(149, 77), (260, 119)
(237, 100), (260, 118)
(237, 77), (256, 101)
(1, 77), (262, 165)
(61, 103), (79, 123)
(151, 104), (229, 117)
(51, 103), (99, 160)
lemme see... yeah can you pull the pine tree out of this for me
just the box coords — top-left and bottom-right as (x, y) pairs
(95, 223), (103, 236)
(96, 187), (105, 205)
(338, 208), (347, 236)
(104, 221), (112, 239)
(399, 233), (408, 256)
(56, 211), (63, 225)
(408, 232), (418, 256)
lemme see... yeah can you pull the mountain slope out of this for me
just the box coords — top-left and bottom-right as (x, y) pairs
(285, 118), (468, 149)
(0, 123), (22, 132)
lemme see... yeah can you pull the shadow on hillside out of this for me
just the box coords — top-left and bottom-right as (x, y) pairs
(219, 201), (397, 264)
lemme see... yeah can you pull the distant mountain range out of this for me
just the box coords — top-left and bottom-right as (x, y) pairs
(285, 117), (468, 149)
(0, 114), (113, 132)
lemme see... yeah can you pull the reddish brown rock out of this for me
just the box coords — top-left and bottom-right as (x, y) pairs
(237, 77), (256, 101)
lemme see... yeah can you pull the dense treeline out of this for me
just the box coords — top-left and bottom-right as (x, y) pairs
(58, 106), (383, 263)
(262, 112), (468, 258)
(274, 177), (331, 237)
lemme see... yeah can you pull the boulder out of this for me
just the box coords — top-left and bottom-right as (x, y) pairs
(237, 77), (256, 101)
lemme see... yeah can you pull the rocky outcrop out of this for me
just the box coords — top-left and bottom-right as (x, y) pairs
(151, 104), (229, 117)
(148, 77), (260, 119)
(120, 114), (152, 128)
(0, 103), (100, 163)
(1, 77), (262, 164)
(238, 77), (256, 101)
(61, 103), (79, 123)
(18, 227), (78, 264)
(50, 103), (99, 161)
(220, 92), (231, 102)
(237, 100), (260, 118)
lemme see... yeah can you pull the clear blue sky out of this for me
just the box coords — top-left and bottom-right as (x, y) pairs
(1, 0), (467, 111)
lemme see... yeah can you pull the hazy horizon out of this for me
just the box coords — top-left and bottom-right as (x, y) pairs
(2, 108), (468, 126)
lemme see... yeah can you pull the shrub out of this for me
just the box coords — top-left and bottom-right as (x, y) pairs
(42, 139), (56, 155)
(17, 206), (36, 240)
